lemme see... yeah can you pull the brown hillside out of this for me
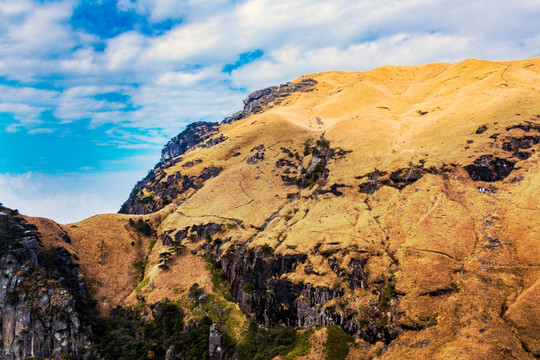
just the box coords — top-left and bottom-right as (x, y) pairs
(29, 57), (540, 359)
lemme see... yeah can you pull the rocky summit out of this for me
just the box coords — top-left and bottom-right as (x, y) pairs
(6, 57), (540, 359)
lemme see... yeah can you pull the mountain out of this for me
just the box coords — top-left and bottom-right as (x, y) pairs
(12, 57), (540, 359)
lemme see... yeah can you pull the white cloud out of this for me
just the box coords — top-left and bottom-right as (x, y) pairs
(118, 0), (231, 22)
(0, 170), (148, 224)
(104, 31), (148, 71)
(143, 17), (225, 63)
(27, 128), (54, 135)
(228, 32), (471, 90)
(0, 0), (75, 57)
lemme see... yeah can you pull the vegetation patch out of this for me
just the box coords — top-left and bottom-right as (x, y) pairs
(92, 302), (197, 360)
(128, 218), (154, 237)
(140, 194), (155, 204)
(132, 260), (147, 283)
(324, 325), (355, 360)
(158, 251), (173, 270)
(379, 279), (399, 311)
(205, 258), (233, 301)
(136, 276), (151, 291)
(237, 322), (312, 360)
(283, 329), (313, 359)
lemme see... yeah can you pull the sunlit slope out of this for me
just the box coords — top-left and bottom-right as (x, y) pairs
(29, 57), (540, 358)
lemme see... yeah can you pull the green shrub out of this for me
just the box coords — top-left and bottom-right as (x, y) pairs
(284, 330), (313, 359)
(315, 138), (330, 150)
(379, 280), (398, 311)
(188, 283), (204, 300)
(140, 195), (154, 204)
(92, 303), (186, 360)
(171, 240), (186, 255)
(132, 260), (147, 283)
(204, 259), (233, 301)
(237, 323), (308, 360)
(226, 223), (238, 230)
(261, 244), (274, 256)
(0, 207), (27, 256)
(324, 325), (354, 360)
(128, 218), (153, 237)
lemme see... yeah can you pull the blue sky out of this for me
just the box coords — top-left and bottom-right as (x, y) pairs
(1, 0), (540, 223)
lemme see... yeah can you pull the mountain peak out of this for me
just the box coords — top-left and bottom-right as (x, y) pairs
(21, 57), (540, 359)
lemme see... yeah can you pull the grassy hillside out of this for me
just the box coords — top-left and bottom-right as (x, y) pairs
(27, 57), (540, 359)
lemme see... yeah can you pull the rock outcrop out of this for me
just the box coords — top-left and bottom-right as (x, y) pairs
(222, 78), (317, 123)
(161, 121), (219, 161)
(0, 206), (92, 359)
(204, 243), (399, 345)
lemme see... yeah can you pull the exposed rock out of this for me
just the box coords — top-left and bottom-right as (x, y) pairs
(208, 323), (223, 359)
(222, 78), (318, 123)
(0, 207), (91, 359)
(475, 124), (488, 134)
(209, 244), (399, 344)
(320, 183), (347, 196)
(161, 121), (219, 161)
(119, 166), (223, 215)
(183, 159), (203, 168)
(464, 155), (515, 182)
(247, 151), (265, 164)
(165, 345), (176, 360)
(247, 144), (265, 164)
(203, 134), (227, 148)
(358, 164), (449, 194)
(505, 121), (540, 132)
(501, 135), (540, 161)
(198, 294), (208, 306)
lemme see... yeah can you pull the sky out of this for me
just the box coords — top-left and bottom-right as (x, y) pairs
(1, 0), (539, 223)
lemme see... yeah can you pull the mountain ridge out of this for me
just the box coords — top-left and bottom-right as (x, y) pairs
(19, 56), (540, 359)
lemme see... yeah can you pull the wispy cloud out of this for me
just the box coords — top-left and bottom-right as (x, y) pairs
(0, 171), (146, 223)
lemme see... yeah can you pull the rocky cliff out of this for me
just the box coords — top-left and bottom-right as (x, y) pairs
(120, 78), (318, 215)
(0, 205), (92, 359)
(22, 57), (540, 359)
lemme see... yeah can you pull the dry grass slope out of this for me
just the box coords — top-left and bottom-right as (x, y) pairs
(28, 57), (540, 359)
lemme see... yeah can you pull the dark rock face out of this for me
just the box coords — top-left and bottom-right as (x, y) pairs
(208, 324), (223, 359)
(119, 122), (225, 215)
(0, 207), (91, 359)
(275, 138), (336, 190)
(501, 135), (540, 159)
(165, 345), (176, 360)
(465, 156), (516, 182)
(162, 222), (224, 246)
(247, 144), (265, 164)
(358, 164), (450, 194)
(222, 79), (318, 123)
(120, 79), (319, 215)
(161, 121), (220, 161)
(505, 121), (540, 132)
(204, 244), (399, 344)
(119, 166), (223, 215)
(476, 125), (488, 134)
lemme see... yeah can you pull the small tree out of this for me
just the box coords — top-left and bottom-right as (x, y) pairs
(171, 240), (186, 256)
(158, 251), (173, 270)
